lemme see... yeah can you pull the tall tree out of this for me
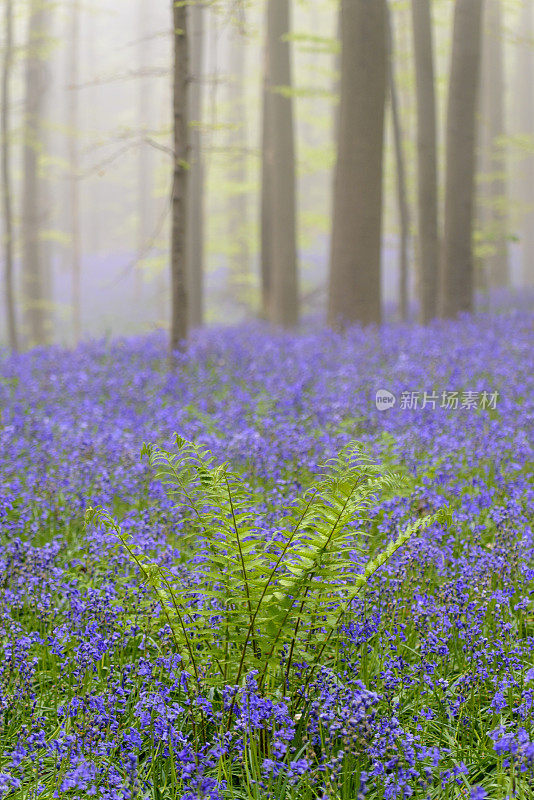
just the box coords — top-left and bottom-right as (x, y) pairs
(387, 4), (410, 322)
(440, 0), (484, 318)
(478, 0), (508, 288)
(260, 0), (298, 327)
(68, 0), (81, 343)
(170, 0), (189, 353)
(227, 11), (249, 302)
(411, 0), (439, 322)
(260, 54), (272, 319)
(516, 0), (534, 287)
(186, 0), (204, 328)
(1, 0), (17, 350)
(22, 0), (54, 347)
(136, 0), (152, 302)
(328, 0), (387, 328)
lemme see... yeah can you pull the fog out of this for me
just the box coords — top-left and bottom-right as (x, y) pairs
(1, 0), (533, 347)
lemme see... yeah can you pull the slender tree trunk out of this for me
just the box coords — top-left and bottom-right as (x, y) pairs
(227, 14), (249, 302)
(260, 65), (272, 318)
(440, 0), (484, 318)
(387, 4), (409, 322)
(516, 1), (534, 287)
(68, 0), (81, 344)
(478, 0), (508, 288)
(22, 0), (54, 348)
(170, 0), (189, 354)
(1, 0), (17, 350)
(186, 0), (204, 328)
(136, 0), (152, 303)
(261, 0), (298, 327)
(328, 0), (387, 328)
(411, 0), (439, 322)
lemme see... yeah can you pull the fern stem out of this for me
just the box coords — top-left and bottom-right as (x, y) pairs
(225, 474), (260, 661)
(224, 488), (321, 729)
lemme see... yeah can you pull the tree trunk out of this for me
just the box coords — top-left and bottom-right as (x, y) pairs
(227, 14), (249, 303)
(136, 0), (152, 303)
(186, 0), (204, 328)
(260, 64), (272, 319)
(170, 0), (189, 355)
(1, 0), (17, 351)
(411, 0), (439, 323)
(68, 0), (81, 344)
(440, 0), (483, 318)
(261, 0), (298, 327)
(22, 0), (54, 348)
(478, 0), (508, 289)
(387, 4), (409, 322)
(516, 0), (534, 287)
(328, 0), (387, 328)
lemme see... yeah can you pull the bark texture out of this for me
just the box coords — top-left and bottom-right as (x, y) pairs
(227, 15), (249, 302)
(478, 0), (508, 288)
(1, 0), (17, 350)
(170, 0), (189, 354)
(186, 0), (204, 329)
(22, 0), (54, 347)
(68, 0), (81, 343)
(516, 0), (534, 286)
(441, 0), (484, 318)
(328, 0), (387, 328)
(136, 0), (152, 302)
(411, 0), (439, 322)
(261, 0), (298, 327)
(387, 5), (409, 322)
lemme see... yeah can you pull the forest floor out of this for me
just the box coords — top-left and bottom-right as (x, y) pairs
(0, 310), (533, 800)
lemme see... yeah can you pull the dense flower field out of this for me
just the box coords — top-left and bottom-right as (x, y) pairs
(0, 311), (533, 800)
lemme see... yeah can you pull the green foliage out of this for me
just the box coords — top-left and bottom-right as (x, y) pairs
(86, 437), (448, 710)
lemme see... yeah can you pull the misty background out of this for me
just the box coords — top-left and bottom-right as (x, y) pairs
(1, 0), (533, 347)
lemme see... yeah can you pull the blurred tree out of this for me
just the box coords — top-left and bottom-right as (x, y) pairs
(260, 44), (272, 319)
(411, 0), (438, 323)
(261, 0), (298, 327)
(68, 0), (81, 343)
(170, 0), (189, 353)
(516, 0), (534, 287)
(328, 0), (387, 328)
(387, 3), (409, 323)
(478, 0), (509, 289)
(136, 0), (152, 303)
(227, 9), (249, 304)
(1, 0), (17, 350)
(187, 0), (204, 328)
(440, 0), (483, 318)
(22, 0), (55, 347)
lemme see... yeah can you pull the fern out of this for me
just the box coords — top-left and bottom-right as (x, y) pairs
(86, 435), (449, 714)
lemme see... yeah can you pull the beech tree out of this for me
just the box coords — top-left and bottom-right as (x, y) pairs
(328, 0), (387, 328)
(260, 0), (298, 327)
(1, 0), (17, 350)
(186, 0), (204, 329)
(515, 0), (534, 287)
(411, 0), (439, 323)
(387, 4), (409, 322)
(441, 0), (484, 318)
(136, 0), (152, 302)
(68, 0), (81, 343)
(22, 0), (54, 347)
(170, 0), (188, 354)
(478, 0), (508, 289)
(227, 12), (249, 301)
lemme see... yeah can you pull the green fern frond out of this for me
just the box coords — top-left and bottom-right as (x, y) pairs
(86, 437), (449, 708)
